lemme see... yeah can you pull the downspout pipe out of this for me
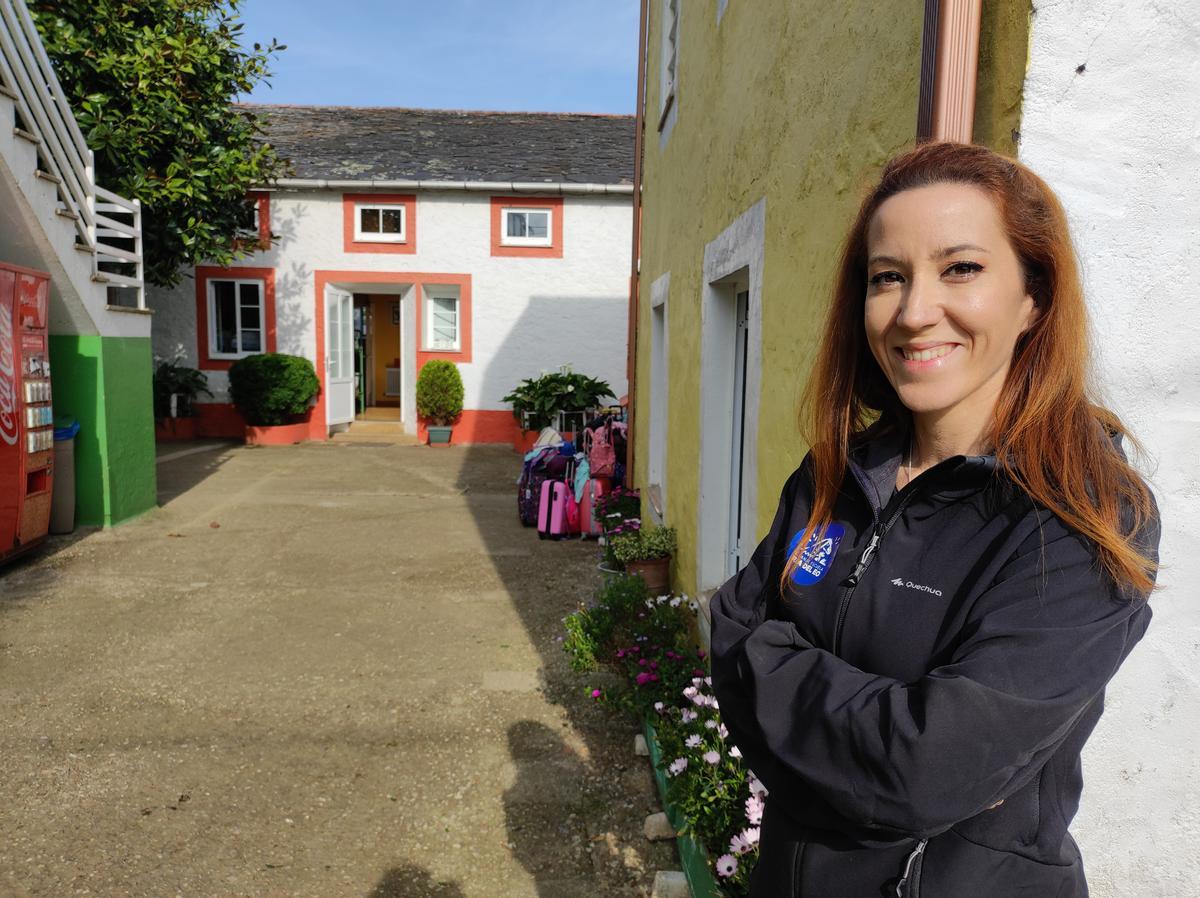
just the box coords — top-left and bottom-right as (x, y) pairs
(917, 0), (983, 143)
(625, 0), (649, 487)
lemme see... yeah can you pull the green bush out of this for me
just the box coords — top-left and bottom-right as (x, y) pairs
(416, 360), (464, 425)
(227, 353), (319, 426)
(611, 526), (677, 565)
(502, 369), (614, 431)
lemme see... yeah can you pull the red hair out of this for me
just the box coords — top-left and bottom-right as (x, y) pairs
(784, 141), (1157, 598)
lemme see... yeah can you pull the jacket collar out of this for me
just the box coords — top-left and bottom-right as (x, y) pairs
(848, 419), (998, 515)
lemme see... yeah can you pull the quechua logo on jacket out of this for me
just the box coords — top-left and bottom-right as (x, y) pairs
(786, 522), (845, 585)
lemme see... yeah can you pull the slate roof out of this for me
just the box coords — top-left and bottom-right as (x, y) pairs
(240, 104), (635, 185)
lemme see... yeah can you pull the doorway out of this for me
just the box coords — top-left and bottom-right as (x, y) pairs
(695, 199), (764, 594)
(353, 294), (402, 422)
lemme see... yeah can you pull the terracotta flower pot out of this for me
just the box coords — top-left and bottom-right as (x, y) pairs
(625, 556), (671, 594)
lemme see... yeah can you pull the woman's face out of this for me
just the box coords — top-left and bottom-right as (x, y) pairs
(864, 182), (1038, 433)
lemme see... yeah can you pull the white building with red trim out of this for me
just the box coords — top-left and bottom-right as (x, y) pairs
(149, 105), (634, 444)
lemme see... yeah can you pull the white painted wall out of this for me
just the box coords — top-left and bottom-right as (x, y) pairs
(1020, 3), (1200, 894)
(149, 189), (632, 425)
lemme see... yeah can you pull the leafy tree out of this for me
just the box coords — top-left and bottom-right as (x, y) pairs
(29, 0), (291, 287)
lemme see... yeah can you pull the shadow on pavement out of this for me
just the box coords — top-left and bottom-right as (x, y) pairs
(154, 441), (239, 506)
(367, 862), (467, 898)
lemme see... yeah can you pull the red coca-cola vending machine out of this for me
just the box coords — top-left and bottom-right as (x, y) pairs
(1, 261), (54, 566)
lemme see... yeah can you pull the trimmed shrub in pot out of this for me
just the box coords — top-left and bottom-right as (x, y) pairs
(416, 359), (464, 445)
(228, 353), (319, 431)
(611, 525), (677, 594)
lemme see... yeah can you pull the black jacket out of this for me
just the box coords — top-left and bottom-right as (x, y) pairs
(710, 425), (1158, 898)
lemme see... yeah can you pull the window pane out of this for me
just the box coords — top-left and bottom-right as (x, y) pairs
(360, 208), (380, 233)
(241, 330), (262, 352)
(328, 301), (341, 378)
(430, 297), (457, 347)
(506, 211), (527, 237)
(236, 200), (258, 232)
(527, 211), (549, 239)
(212, 281), (238, 354)
(241, 304), (261, 330)
(381, 209), (403, 234)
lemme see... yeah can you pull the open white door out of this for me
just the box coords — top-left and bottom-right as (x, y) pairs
(325, 286), (355, 428)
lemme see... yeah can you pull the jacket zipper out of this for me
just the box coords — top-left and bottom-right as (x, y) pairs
(831, 459), (942, 657)
(895, 838), (927, 897)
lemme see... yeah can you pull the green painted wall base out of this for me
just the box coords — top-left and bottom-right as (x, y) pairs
(48, 335), (157, 527)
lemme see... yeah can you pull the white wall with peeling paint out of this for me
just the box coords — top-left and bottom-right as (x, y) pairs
(1019, 2), (1200, 894)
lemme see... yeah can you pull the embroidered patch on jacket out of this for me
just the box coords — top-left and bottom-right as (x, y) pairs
(787, 522), (846, 585)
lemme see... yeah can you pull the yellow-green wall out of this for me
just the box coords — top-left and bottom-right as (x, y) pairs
(635, 1), (1031, 595)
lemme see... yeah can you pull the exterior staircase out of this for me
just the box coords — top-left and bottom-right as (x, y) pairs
(330, 407), (420, 445)
(0, 0), (145, 339)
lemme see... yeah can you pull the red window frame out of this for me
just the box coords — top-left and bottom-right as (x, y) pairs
(343, 193), (418, 254)
(490, 196), (564, 258)
(194, 266), (277, 371)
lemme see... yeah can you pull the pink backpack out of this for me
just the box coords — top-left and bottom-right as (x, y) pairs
(585, 422), (617, 478)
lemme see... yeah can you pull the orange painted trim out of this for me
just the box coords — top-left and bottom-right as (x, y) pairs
(246, 420), (310, 446)
(342, 193), (418, 254)
(194, 266), (277, 371)
(416, 409), (521, 446)
(192, 402), (246, 439)
(231, 192), (270, 252)
(312, 270), (474, 442)
(490, 196), (564, 258)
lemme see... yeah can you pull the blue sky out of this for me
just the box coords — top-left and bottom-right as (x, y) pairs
(237, 0), (640, 114)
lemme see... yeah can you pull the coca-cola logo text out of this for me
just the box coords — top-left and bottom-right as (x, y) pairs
(0, 301), (18, 446)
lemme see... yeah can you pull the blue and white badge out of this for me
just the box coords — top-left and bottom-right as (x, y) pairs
(787, 522), (846, 585)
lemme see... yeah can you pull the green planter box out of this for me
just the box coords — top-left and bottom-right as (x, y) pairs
(643, 719), (725, 898)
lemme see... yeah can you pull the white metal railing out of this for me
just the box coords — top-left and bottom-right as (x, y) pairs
(0, 0), (144, 309)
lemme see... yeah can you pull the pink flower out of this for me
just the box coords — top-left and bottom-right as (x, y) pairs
(680, 709), (698, 723)
(715, 854), (738, 878)
(590, 689), (602, 699)
(668, 757), (688, 777)
(685, 735), (702, 749)
(730, 745), (743, 759)
(682, 686), (698, 699)
(729, 827), (760, 855)
(653, 701), (665, 714)
(745, 794), (765, 825)
(703, 750), (721, 765)
(636, 672), (652, 686)
(748, 775), (768, 798)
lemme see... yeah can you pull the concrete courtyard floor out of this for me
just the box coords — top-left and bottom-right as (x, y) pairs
(0, 442), (675, 898)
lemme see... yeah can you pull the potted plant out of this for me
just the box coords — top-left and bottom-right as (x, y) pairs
(227, 353), (319, 445)
(502, 367), (614, 451)
(152, 358), (212, 441)
(416, 359), (464, 445)
(610, 525), (677, 594)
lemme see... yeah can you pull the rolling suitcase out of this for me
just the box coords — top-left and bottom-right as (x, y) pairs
(579, 477), (609, 538)
(537, 479), (571, 539)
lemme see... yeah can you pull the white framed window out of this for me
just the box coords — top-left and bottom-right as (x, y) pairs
(208, 278), (264, 359)
(501, 208), (553, 247)
(659, 0), (679, 128)
(424, 290), (460, 351)
(354, 203), (407, 242)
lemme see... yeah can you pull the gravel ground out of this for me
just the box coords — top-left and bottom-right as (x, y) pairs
(0, 441), (676, 898)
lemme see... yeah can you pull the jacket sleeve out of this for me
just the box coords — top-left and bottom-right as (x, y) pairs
(707, 460), (896, 838)
(730, 513), (1156, 840)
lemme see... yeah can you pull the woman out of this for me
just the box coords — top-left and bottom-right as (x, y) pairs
(709, 141), (1160, 898)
